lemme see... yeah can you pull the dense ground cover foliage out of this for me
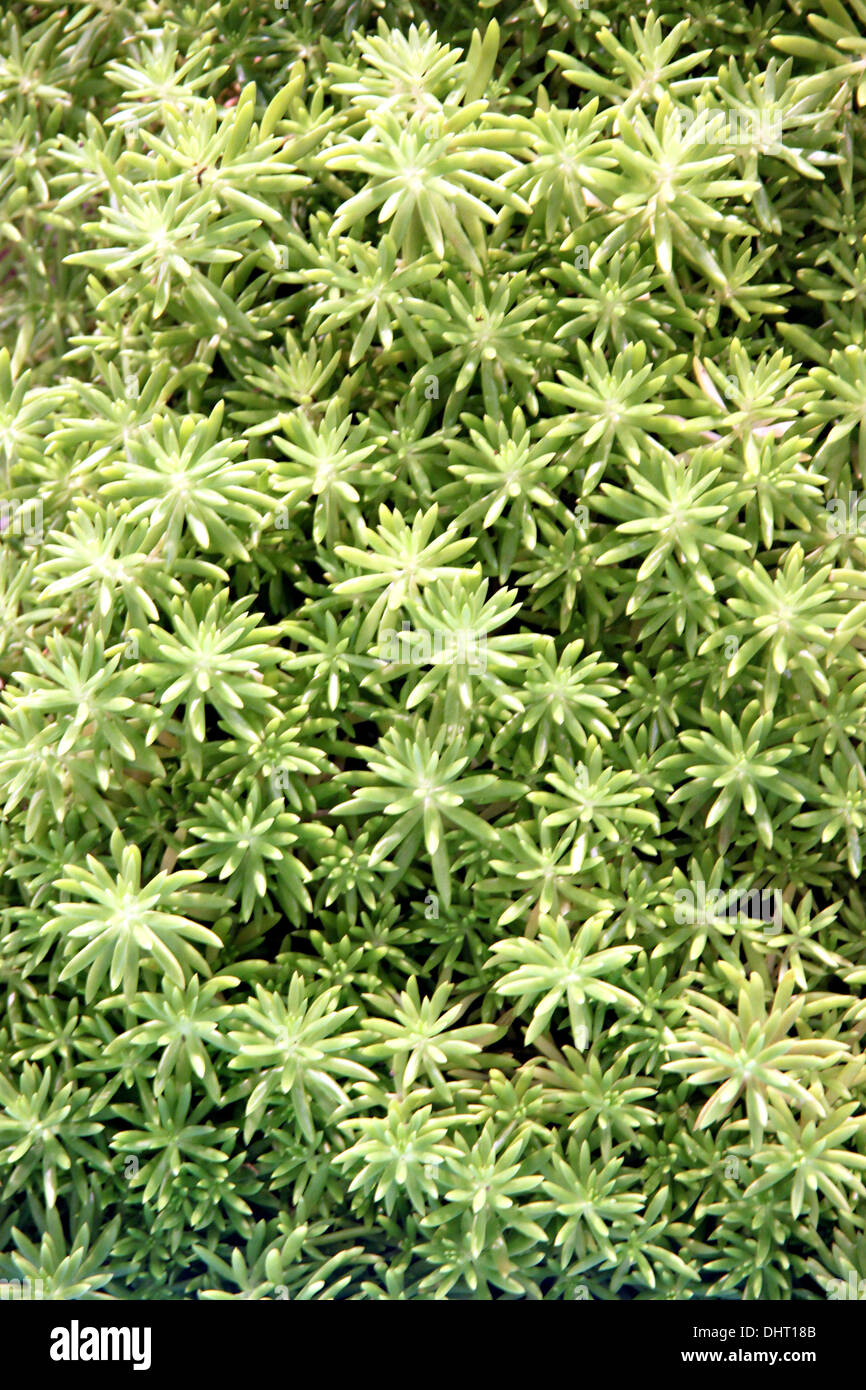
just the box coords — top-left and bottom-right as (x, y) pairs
(2, 0), (866, 1300)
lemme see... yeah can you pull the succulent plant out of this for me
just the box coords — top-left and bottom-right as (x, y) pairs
(1, 0), (865, 1305)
